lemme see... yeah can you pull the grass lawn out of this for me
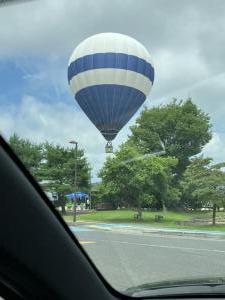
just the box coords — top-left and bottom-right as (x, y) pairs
(63, 209), (225, 231)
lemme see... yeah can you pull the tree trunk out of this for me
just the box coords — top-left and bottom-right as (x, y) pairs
(212, 203), (216, 225)
(162, 201), (167, 213)
(61, 203), (66, 215)
(137, 204), (142, 220)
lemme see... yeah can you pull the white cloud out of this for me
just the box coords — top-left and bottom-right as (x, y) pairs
(0, 0), (104, 57)
(0, 95), (132, 181)
(148, 48), (210, 102)
(1, 94), (225, 183)
(202, 132), (225, 163)
(2, 0), (225, 110)
(1, 0), (225, 177)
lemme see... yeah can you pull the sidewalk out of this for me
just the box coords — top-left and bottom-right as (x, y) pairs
(85, 222), (225, 239)
(66, 221), (99, 226)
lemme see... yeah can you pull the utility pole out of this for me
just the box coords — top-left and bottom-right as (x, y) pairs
(69, 140), (78, 222)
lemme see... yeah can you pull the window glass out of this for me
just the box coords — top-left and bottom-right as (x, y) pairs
(1, 0), (225, 296)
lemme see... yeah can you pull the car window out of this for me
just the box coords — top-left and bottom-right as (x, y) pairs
(1, 0), (225, 297)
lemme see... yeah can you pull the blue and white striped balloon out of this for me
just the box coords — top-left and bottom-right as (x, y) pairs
(68, 33), (154, 142)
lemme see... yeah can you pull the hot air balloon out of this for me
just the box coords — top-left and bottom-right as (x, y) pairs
(68, 33), (154, 153)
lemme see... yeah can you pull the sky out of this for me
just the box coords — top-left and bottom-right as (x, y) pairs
(0, 0), (225, 182)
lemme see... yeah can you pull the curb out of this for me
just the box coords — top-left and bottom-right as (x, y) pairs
(65, 221), (225, 239)
(87, 224), (225, 239)
(66, 221), (100, 226)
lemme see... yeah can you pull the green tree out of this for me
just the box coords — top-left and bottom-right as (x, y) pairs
(181, 156), (225, 224)
(8, 135), (91, 214)
(99, 144), (178, 218)
(38, 142), (91, 214)
(129, 99), (212, 179)
(9, 133), (42, 178)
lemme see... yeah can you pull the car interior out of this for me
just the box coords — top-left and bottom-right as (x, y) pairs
(0, 135), (118, 299)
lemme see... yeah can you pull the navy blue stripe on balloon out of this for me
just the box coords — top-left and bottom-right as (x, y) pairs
(75, 84), (146, 141)
(68, 52), (154, 83)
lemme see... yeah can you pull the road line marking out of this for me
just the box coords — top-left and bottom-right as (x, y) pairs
(141, 234), (225, 243)
(98, 239), (225, 254)
(80, 241), (96, 245)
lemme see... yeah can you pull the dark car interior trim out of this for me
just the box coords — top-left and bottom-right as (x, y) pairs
(0, 135), (120, 299)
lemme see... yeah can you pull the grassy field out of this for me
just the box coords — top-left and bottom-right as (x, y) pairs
(63, 209), (225, 231)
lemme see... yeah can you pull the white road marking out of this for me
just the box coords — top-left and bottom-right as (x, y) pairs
(80, 241), (96, 245)
(98, 239), (225, 254)
(142, 234), (225, 243)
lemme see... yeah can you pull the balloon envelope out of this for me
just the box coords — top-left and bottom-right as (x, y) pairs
(68, 33), (154, 141)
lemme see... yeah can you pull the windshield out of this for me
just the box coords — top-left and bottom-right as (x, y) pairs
(1, 0), (225, 296)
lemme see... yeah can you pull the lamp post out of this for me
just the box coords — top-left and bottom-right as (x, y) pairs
(69, 140), (78, 222)
(88, 169), (92, 210)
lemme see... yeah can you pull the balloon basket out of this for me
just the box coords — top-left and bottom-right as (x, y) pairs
(105, 141), (113, 153)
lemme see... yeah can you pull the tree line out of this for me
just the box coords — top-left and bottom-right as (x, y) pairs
(7, 98), (225, 224)
(96, 99), (225, 224)
(8, 134), (91, 214)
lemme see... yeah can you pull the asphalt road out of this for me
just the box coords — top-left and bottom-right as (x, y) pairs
(73, 228), (225, 292)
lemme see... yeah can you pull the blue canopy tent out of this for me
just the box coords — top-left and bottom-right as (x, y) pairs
(65, 192), (88, 199)
(65, 192), (90, 211)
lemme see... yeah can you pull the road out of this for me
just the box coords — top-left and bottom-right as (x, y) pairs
(71, 226), (225, 292)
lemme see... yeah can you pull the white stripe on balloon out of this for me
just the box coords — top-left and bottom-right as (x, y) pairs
(69, 68), (153, 97)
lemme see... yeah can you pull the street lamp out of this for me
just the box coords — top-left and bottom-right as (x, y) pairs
(69, 140), (78, 222)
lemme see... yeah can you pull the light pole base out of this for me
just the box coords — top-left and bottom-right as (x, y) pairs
(73, 203), (77, 222)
